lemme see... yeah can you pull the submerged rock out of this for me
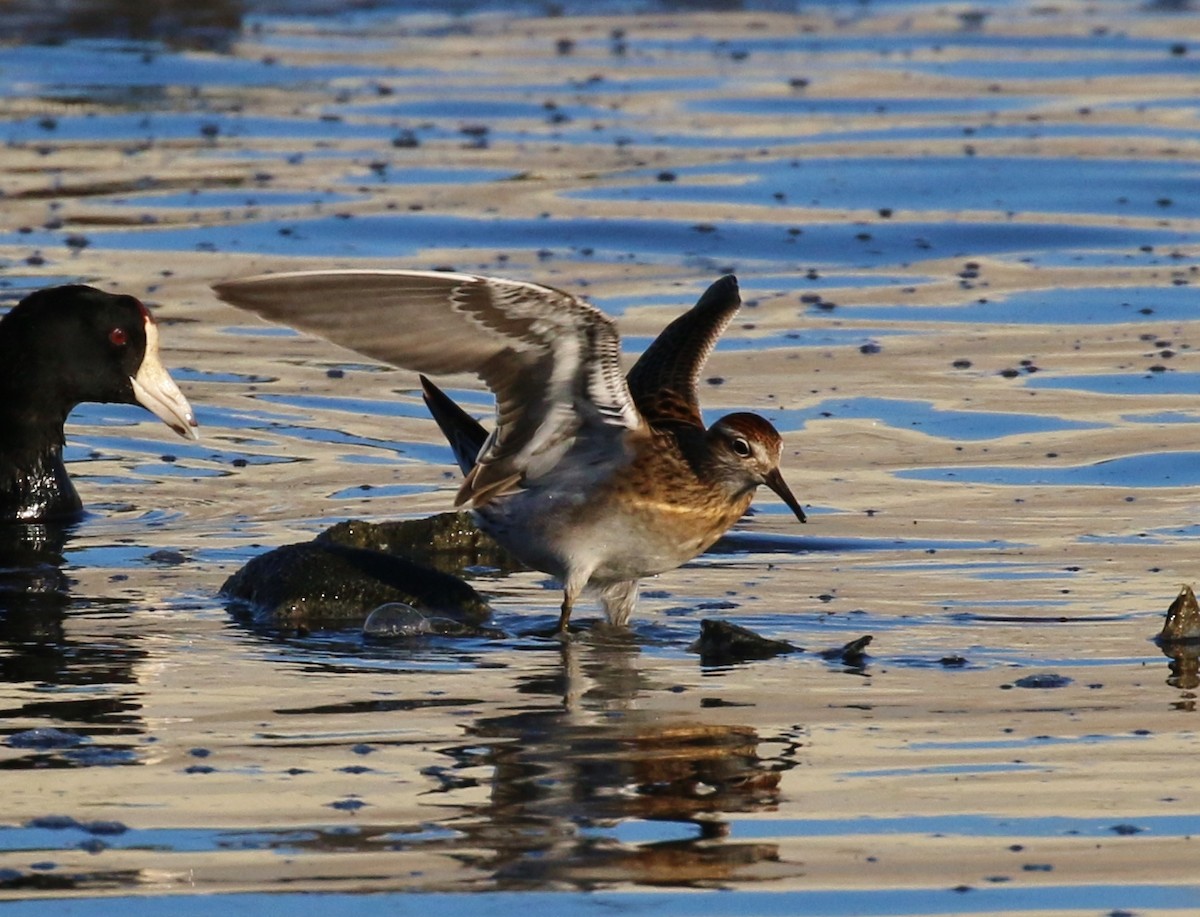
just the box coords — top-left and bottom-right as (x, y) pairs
(221, 539), (491, 629)
(1158, 584), (1200, 643)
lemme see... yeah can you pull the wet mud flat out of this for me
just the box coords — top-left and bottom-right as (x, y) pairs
(2, 0), (1200, 913)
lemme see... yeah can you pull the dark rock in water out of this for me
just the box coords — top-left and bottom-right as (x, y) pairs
(691, 619), (799, 665)
(1012, 672), (1072, 689)
(221, 540), (491, 629)
(1158, 585), (1200, 690)
(1158, 584), (1200, 643)
(318, 512), (523, 576)
(818, 635), (873, 667)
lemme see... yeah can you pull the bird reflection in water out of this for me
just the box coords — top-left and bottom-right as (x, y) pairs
(0, 522), (147, 759)
(0, 522), (73, 649)
(438, 638), (803, 888)
(260, 636), (805, 889)
(5, 0), (243, 50)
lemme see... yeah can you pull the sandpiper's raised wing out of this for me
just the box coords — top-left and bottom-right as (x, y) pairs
(213, 269), (644, 505)
(625, 274), (742, 429)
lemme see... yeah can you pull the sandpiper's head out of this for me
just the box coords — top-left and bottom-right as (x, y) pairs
(709, 412), (806, 522)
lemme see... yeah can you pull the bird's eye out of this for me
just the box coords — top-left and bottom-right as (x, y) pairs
(109, 327), (128, 347)
(732, 436), (752, 457)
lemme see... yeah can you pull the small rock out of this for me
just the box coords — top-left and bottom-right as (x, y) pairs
(147, 549), (187, 565)
(690, 619), (798, 665)
(24, 816), (80, 830)
(81, 820), (128, 836)
(1158, 584), (1200, 642)
(1013, 673), (1072, 689)
(819, 635), (873, 667)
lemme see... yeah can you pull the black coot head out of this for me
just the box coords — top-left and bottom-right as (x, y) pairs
(4, 285), (148, 408)
(0, 284), (197, 436)
(0, 284), (197, 523)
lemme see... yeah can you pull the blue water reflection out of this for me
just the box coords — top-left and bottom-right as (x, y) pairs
(3, 214), (1184, 265)
(899, 451), (1200, 487)
(579, 157), (1200, 219)
(816, 285), (1200, 325)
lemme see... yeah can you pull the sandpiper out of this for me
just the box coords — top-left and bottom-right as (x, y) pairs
(213, 270), (806, 631)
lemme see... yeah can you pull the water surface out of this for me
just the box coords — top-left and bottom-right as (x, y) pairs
(1, 0), (1199, 913)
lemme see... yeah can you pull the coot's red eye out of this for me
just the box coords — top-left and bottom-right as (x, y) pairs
(109, 327), (128, 347)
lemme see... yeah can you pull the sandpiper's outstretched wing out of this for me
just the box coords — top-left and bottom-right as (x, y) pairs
(213, 269), (643, 506)
(625, 274), (741, 429)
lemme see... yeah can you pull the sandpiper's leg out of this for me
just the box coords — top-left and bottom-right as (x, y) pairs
(599, 580), (639, 627)
(556, 570), (593, 634)
(557, 593), (574, 634)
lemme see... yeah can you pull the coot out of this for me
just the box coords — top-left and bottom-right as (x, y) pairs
(0, 284), (198, 522)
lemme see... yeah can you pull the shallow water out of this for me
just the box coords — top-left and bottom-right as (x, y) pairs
(2, 1), (1200, 913)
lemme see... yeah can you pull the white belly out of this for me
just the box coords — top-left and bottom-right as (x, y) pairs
(474, 484), (717, 588)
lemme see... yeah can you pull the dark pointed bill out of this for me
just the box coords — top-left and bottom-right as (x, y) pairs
(764, 467), (806, 523)
(131, 317), (198, 439)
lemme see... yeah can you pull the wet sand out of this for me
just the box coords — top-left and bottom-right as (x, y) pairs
(1, 2), (1199, 912)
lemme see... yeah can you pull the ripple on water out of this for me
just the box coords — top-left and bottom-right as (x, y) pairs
(0, 276), (81, 298)
(3, 888), (1200, 917)
(348, 97), (619, 122)
(252, 392), (426, 420)
(3, 214), (1184, 266)
(65, 426), (292, 470)
(327, 483), (435, 500)
(898, 451), (1200, 487)
(625, 30), (1168, 57)
(814, 285), (1200, 326)
(579, 157), (1200, 220)
(343, 166), (524, 185)
(1027, 371), (1200, 396)
(2, 111), (392, 145)
(0, 40), (382, 99)
(690, 95), (1047, 118)
(4, 3), (1200, 911)
(1123, 411), (1200, 425)
(717, 396), (1106, 440)
(803, 122), (1200, 147)
(102, 189), (364, 209)
(172, 367), (278, 385)
(895, 52), (1200, 81)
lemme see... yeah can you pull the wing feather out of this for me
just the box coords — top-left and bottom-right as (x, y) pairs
(214, 269), (644, 505)
(625, 274), (741, 429)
